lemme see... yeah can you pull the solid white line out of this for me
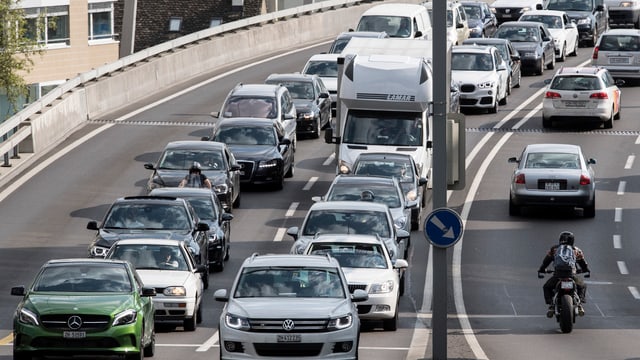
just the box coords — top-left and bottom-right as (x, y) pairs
(303, 176), (318, 191)
(273, 227), (286, 242)
(614, 208), (623, 222)
(613, 234), (622, 249)
(285, 202), (299, 217)
(629, 286), (640, 299)
(624, 155), (635, 169)
(196, 330), (219, 352)
(323, 152), (335, 166)
(617, 181), (626, 195)
(617, 261), (629, 275)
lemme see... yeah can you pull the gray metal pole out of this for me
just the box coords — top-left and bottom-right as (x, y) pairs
(431, 0), (449, 358)
(119, 0), (138, 58)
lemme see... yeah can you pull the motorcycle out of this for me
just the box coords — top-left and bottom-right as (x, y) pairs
(538, 269), (590, 333)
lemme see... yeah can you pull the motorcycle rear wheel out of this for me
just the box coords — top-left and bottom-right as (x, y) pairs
(559, 294), (574, 333)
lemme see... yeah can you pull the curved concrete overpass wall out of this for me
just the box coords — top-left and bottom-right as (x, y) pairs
(0, 0), (415, 187)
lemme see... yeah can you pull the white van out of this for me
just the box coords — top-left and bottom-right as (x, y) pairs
(354, 3), (432, 40)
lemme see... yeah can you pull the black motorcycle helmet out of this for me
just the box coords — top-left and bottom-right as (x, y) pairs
(188, 161), (202, 174)
(558, 231), (575, 246)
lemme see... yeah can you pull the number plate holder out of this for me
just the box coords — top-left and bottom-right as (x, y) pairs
(545, 182), (561, 190)
(277, 334), (301, 342)
(63, 331), (86, 339)
(560, 281), (574, 290)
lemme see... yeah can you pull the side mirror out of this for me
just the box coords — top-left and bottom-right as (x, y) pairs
(230, 163), (241, 171)
(221, 213), (234, 222)
(508, 157), (519, 163)
(144, 163), (155, 170)
(588, 158), (597, 165)
(197, 222), (210, 232)
(319, 93), (329, 99)
(11, 286), (26, 296)
(87, 221), (99, 230)
(210, 111), (220, 118)
(283, 113), (295, 120)
(286, 227), (299, 240)
(141, 287), (157, 297)
(195, 264), (207, 273)
(536, 3), (542, 9)
(214, 288), (229, 302)
(414, 30), (423, 38)
(280, 138), (292, 146)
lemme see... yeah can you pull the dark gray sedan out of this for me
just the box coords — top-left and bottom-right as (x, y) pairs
(494, 21), (556, 75)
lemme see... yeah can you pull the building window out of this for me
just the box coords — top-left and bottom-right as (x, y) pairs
(168, 17), (182, 32)
(88, 2), (115, 41)
(24, 6), (70, 47)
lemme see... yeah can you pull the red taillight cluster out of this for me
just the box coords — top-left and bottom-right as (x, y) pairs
(545, 91), (561, 99)
(580, 175), (591, 185)
(515, 173), (525, 184)
(590, 92), (608, 99)
(592, 47), (599, 60)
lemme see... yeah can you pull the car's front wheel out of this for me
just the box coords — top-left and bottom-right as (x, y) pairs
(143, 326), (155, 357)
(184, 302), (198, 331)
(558, 43), (566, 62)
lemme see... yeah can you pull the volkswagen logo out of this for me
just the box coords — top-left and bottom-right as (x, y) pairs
(67, 315), (82, 330)
(282, 319), (295, 331)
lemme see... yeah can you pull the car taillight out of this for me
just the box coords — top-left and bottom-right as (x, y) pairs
(592, 47), (599, 60)
(515, 173), (525, 184)
(545, 91), (561, 99)
(580, 175), (591, 185)
(590, 92), (608, 99)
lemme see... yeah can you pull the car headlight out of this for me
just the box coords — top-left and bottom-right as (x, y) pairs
(327, 314), (353, 330)
(259, 159), (279, 169)
(394, 216), (408, 230)
(577, 18), (591, 25)
(113, 309), (137, 326)
(213, 183), (229, 194)
(519, 6), (531, 14)
(90, 246), (110, 258)
(298, 111), (316, 120)
(17, 308), (39, 326)
(225, 313), (250, 330)
(209, 233), (221, 245)
(470, 26), (482, 35)
(620, 1), (634, 7)
(338, 160), (352, 174)
(406, 189), (418, 202)
(477, 81), (495, 89)
(163, 286), (186, 296)
(370, 280), (395, 294)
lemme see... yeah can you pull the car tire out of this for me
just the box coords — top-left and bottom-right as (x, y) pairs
(514, 69), (521, 88)
(196, 303), (203, 324)
(507, 76), (512, 95)
(509, 197), (520, 216)
(537, 57), (544, 75)
(547, 53), (555, 70)
(604, 109), (614, 129)
(232, 190), (240, 209)
(382, 307), (399, 331)
(584, 200), (596, 218)
(224, 239), (230, 261)
(399, 273), (405, 296)
(285, 161), (295, 178)
(202, 270), (209, 289)
(184, 305), (197, 332)
(542, 116), (552, 128)
(488, 98), (498, 114)
(213, 258), (224, 272)
(590, 27), (598, 47)
(313, 120), (321, 139)
(570, 37), (579, 56)
(614, 106), (621, 120)
(499, 88), (507, 106)
(143, 326), (155, 357)
(125, 349), (143, 360)
(274, 175), (285, 190)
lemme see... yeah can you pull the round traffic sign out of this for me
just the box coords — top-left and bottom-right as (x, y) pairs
(424, 207), (463, 248)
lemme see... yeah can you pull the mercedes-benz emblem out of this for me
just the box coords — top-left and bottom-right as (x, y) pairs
(67, 315), (82, 330)
(573, 93), (578, 98)
(282, 319), (295, 331)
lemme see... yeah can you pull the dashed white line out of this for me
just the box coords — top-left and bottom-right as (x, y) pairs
(624, 155), (635, 169)
(617, 181), (626, 195)
(303, 176), (318, 191)
(273, 227), (286, 242)
(614, 208), (622, 222)
(323, 152), (335, 166)
(629, 286), (640, 299)
(285, 202), (299, 217)
(617, 261), (629, 275)
(613, 234), (622, 249)
(196, 331), (218, 352)
(635, 135), (640, 144)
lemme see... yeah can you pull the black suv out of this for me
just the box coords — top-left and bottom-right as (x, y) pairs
(87, 196), (211, 277)
(541, 0), (608, 46)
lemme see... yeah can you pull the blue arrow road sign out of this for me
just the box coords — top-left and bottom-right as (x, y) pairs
(424, 208), (463, 248)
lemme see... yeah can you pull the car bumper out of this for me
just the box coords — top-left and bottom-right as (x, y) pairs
(521, 57), (542, 71)
(215, 191), (233, 211)
(237, 160), (284, 185)
(153, 296), (197, 323)
(209, 241), (225, 264)
(510, 189), (593, 207)
(608, 9), (640, 28)
(356, 292), (399, 320)
(296, 118), (320, 134)
(543, 101), (613, 121)
(595, 65), (640, 79)
(576, 24), (595, 41)
(459, 89), (497, 109)
(219, 324), (358, 359)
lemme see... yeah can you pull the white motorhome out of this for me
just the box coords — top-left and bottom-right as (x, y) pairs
(327, 38), (435, 182)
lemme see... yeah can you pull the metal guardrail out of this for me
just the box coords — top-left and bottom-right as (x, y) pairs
(0, 0), (367, 168)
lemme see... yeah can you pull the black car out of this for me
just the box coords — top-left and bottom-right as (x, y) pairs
(463, 37), (522, 89)
(210, 117), (294, 190)
(149, 187), (233, 272)
(143, 140), (241, 212)
(87, 196), (211, 282)
(462, 1), (498, 38)
(265, 73), (331, 138)
(494, 21), (556, 75)
(541, 0), (608, 47)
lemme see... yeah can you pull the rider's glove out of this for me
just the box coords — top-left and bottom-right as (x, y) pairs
(537, 272), (544, 279)
(583, 272), (591, 278)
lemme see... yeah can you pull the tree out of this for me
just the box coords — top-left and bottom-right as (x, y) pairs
(0, 0), (43, 117)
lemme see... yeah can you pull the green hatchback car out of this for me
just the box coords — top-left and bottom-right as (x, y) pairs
(11, 258), (156, 360)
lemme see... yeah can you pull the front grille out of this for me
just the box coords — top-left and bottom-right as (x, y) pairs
(248, 318), (329, 333)
(237, 161), (255, 181)
(40, 314), (110, 331)
(357, 305), (372, 315)
(537, 179), (568, 190)
(460, 98), (478, 106)
(31, 337), (119, 348)
(348, 284), (367, 293)
(460, 84), (476, 93)
(254, 343), (323, 357)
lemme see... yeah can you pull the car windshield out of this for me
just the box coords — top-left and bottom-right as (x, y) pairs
(546, 0), (591, 12)
(33, 263), (133, 292)
(308, 243), (388, 269)
(214, 125), (277, 146)
(452, 53), (494, 71)
(234, 268), (345, 298)
(103, 203), (191, 230)
(326, 183), (402, 208)
(183, 196), (216, 221)
(354, 160), (414, 183)
(109, 244), (189, 271)
(524, 152), (581, 169)
(277, 81), (314, 100)
(157, 149), (224, 170)
(330, 38), (350, 53)
(343, 109), (423, 146)
(303, 210), (391, 238)
(495, 27), (539, 42)
(462, 5), (482, 19)
(304, 60), (338, 78)
(598, 35), (640, 51)
(222, 96), (277, 118)
(356, 15), (412, 38)
(550, 75), (602, 91)
(520, 15), (562, 29)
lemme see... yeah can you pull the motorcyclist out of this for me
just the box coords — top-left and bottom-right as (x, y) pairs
(179, 162), (212, 189)
(537, 231), (591, 317)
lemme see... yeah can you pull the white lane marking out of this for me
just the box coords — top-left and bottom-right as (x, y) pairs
(323, 152), (335, 166)
(285, 202), (299, 217)
(635, 135), (640, 144)
(303, 176), (318, 191)
(615, 208), (623, 222)
(613, 234), (622, 249)
(617, 181), (626, 195)
(196, 330), (218, 352)
(407, 247), (433, 360)
(629, 287), (640, 299)
(624, 154), (635, 169)
(618, 261), (629, 275)
(273, 227), (286, 242)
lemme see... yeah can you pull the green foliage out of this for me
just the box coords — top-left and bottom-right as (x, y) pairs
(0, 0), (43, 114)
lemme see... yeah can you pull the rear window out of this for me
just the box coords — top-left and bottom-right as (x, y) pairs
(550, 76), (602, 91)
(599, 35), (640, 51)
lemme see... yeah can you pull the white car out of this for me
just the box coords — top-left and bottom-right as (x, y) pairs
(302, 53), (339, 116)
(451, 44), (510, 113)
(424, 1), (470, 45)
(106, 239), (206, 331)
(519, 9), (579, 61)
(304, 234), (408, 331)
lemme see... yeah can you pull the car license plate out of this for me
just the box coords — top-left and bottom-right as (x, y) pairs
(560, 281), (574, 290)
(277, 334), (301, 342)
(545, 182), (560, 190)
(563, 100), (587, 108)
(63, 331), (86, 339)
(609, 57), (629, 64)
(502, 14), (512, 18)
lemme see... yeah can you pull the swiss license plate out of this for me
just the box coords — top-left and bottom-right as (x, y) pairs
(63, 331), (86, 339)
(560, 281), (574, 290)
(277, 334), (301, 342)
(609, 57), (629, 64)
(563, 100), (587, 108)
(502, 14), (512, 18)
(545, 182), (560, 190)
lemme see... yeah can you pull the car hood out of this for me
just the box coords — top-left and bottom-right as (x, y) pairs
(227, 144), (280, 161)
(320, 78), (337, 92)
(153, 169), (228, 187)
(452, 71), (498, 84)
(511, 43), (539, 53)
(227, 298), (352, 318)
(94, 229), (195, 248)
(342, 267), (394, 284)
(292, 99), (314, 112)
(492, 0), (536, 6)
(547, 29), (565, 39)
(563, 10), (591, 20)
(25, 293), (136, 315)
(136, 270), (191, 287)
(467, 19), (483, 28)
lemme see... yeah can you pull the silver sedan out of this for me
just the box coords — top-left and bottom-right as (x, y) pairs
(508, 143), (596, 217)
